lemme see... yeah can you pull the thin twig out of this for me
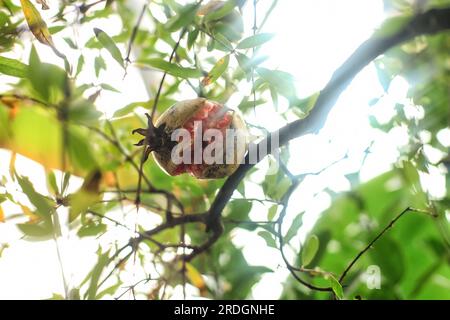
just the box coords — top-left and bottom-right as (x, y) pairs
(338, 207), (435, 283)
(124, 3), (148, 76)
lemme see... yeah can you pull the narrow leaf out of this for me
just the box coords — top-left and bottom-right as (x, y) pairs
(94, 55), (106, 77)
(167, 3), (199, 32)
(237, 33), (275, 49)
(236, 53), (269, 74)
(99, 83), (120, 93)
(16, 175), (53, 222)
(139, 58), (201, 78)
(76, 54), (84, 76)
(87, 249), (111, 300)
(301, 234), (319, 267)
(267, 205), (278, 221)
(187, 28), (199, 49)
(284, 214), (304, 243)
(93, 28), (124, 68)
(46, 170), (59, 195)
(202, 54), (229, 85)
(328, 275), (344, 299)
(0, 56), (28, 78)
(77, 222), (107, 237)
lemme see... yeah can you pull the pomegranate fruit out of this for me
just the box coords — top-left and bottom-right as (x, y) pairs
(134, 98), (248, 179)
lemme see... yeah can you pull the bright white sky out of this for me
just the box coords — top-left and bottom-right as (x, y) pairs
(0, 0), (447, 299)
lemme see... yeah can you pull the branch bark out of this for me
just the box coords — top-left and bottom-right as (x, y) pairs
(207, 7), (450, 226)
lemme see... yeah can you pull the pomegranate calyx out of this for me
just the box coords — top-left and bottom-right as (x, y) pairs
(132, 113), (176, 154)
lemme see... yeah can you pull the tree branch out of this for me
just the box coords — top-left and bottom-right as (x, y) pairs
(102, 7), (450, 296)
(207, 7), (450, 226)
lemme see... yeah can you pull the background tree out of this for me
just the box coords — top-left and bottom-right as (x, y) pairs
(0, 0), (449, 299)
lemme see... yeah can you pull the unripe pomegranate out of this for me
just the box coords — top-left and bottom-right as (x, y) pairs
(134, 98), (248, 179)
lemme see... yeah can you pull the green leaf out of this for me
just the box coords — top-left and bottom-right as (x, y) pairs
(4, 106), (62, 169)
(227, 199), (252, 221)
(369, 236), (405, 283)
(69, 170), (101, 222)
(93, 28), (124, 68)
(139, 58), (202, 78)
(237, 33), (275, 49)
(47, 171), (59, 195)
(16, 175), (53, 222)
(68, 288), (81, 300)
(262, 170), (291, 201)
(301, 234), (319, 267)
(210, 11), (243, 43)
(187, 28), (199, 49)
(68, 98), (102, 125)
(258, 231), (277, 248)
(67, 127), (98, 172)
(17, 222), (52, 239)
(113, 101), (150, 118)
(87, 249), (110, 300)
(210, 32), (233, 51)
(28, 46), (67, 103)
(328, 275), (344, 299)
(203, 0), (236, 22)
(0, 56), (28, 78)
(77, 222), (107, 237)
(63, 37), (77, 49)
(167, 3), (199, 32)
(202, 54), (229, 85)
(48, 25), (65, 35)
(96, 281), (122, 299)
(293, 92), (320, 115)
(284, 214), (304, 244)
(62, 172), (71, 194)
(76, 55), (84, 76)
(94, 55), (106, 77)
(267, 205), (278, 221)
(237, 96), (266, 112)
(257, 67), (297, 100)
(99, 83), (120, 93)
(112, 99), (175, 118)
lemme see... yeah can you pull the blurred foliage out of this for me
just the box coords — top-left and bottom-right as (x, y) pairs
(281, 0), (450, 300)
(0, 0), (448, 300)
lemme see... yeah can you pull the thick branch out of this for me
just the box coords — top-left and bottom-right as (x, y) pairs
(208, 7), (450, 224)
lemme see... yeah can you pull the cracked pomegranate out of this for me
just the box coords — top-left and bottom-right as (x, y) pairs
(144, 98), (248, 179)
